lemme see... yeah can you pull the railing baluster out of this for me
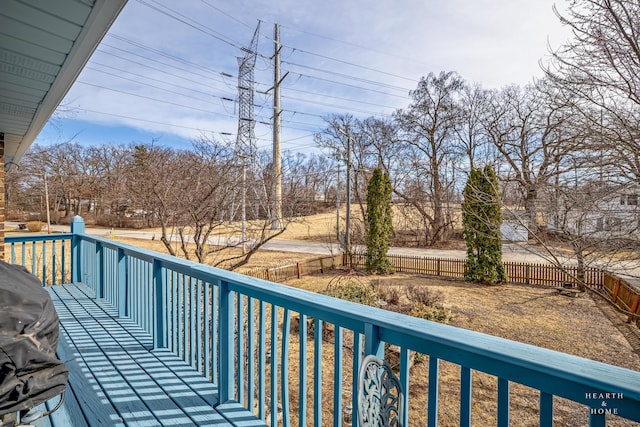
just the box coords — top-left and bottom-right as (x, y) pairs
(10, 242), (15, 264)
(153, 259), (165, 349)
(497, 378), (510, 427)
(219, 279), (234, 403)
(212, 283), (219, 385)
(21, 242), (26, 268)
(589, 411), (606, 427)
(270, 305), (279, 427)
(427, 356), (439, 427)
(333, 325), (343, 427)
(95, 241), (103, 298)
(400, 347), (410, 427)
(258, 301), (266, 420)
(460, 366), (472, 427)
(41, 241), (46, 286)
(204, 281), (211, 381)
(237, 294), (245, 405)
(31, 242), (36, 278)
(190, 276), (196, 368)
(299, 314), (308, 427)
(313, 318), (322, 427)
(539, 391), (553, 427)
(351, 333), (362, 427)
(281, 309), (291, 427)
(52, 240), (57, 286)
(247, 297), (255, 412)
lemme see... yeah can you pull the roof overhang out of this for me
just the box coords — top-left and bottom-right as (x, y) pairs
(1, 0), (127, 170)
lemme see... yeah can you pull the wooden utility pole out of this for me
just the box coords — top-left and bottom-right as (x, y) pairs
(272, 23), (283, 229)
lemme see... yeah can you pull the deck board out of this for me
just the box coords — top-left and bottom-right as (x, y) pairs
(43, 284), (232, 426)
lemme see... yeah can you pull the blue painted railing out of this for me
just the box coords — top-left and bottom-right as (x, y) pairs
(5, 232), (72, 286)
(8, 216), (640, 426)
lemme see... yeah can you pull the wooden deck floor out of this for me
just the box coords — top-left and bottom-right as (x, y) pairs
(31, 284), (263, 427)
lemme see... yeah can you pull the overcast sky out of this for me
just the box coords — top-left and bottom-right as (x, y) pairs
(37, 0), (571, 154)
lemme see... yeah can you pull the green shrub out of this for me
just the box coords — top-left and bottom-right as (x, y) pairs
(405, 285), (443, 307)
(409, 303), (452, 324)
(322, 279), (379, 306)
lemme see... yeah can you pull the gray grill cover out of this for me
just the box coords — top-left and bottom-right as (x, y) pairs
(0, 261), (68, 415)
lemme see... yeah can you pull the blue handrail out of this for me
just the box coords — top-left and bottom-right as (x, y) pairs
(9, 217), (640, 426)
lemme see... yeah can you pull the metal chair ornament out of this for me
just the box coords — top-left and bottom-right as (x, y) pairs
(357, 354), (404, 426)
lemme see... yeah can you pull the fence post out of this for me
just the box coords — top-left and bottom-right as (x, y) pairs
(526, 265), (531, 285)
(612, 279), (621, 303)
(219, 279), (235, 402)
(153, 259), (166, 349)
(70, 216), (84, 284)
(319, 257), (324, 274)
(117, 247), (128, 317)
(296, 262), (301, 279)
(628, 295), (640, 324)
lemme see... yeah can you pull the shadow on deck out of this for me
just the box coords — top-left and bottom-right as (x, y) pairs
(34, 284), (263, 427)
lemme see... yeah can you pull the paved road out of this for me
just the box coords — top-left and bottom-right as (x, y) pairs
(7, 221), (550, 263)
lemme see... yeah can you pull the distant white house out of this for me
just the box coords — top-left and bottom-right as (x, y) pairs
(501, 209), (529, 242)
(546, 185), (640, 237)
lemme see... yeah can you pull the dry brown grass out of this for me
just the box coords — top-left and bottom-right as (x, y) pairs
(281, 272), (640, 426)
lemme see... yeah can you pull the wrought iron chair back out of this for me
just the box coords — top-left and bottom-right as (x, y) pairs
(357, 354), (403, 426)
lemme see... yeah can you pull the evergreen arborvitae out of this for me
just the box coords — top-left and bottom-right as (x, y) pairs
(462, 165), (507, 284)
(366, 167), (394, 274)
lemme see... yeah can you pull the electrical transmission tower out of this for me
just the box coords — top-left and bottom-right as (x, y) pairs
(235, 22), (260, 161)
(236, 22), (260, 251)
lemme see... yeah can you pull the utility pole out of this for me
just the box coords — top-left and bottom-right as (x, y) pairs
(336, 162), (340, 242)
(272, 23), (283, 229)
(43, 172), (51, 234)
(345, 133), (351, 259)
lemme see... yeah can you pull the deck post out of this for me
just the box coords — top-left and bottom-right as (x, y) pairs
(364, 323), (384, 358)
(70, 216), (85, 284)
(219, 279), (235, 402)
(153, 259), (166, 349)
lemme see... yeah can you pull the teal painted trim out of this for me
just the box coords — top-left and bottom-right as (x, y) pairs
(314, 318), (322, 427)
(10, 242), (15, 264)
(5, 233), (74, 243)
(153, 259), (166, 349)
(299, 314), (308, 427)
(196, 278), (203, 374)
(219, 280), (234, 402)
(281, 309), (291, 427)
(427, 357), (439, 427)
(333, 326), (343, 427)
(460, 366), (472, 427)
(540, 391), (553, 427)
(270, 304), (279, 427)
(400, 347), (410, 427)
(351, 333), (361, 427)
(21, 242), (26, 268)
(497, 378), (509, 427)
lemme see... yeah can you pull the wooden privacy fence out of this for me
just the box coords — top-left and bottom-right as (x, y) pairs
(349, 253), (605, 288)
(243, 252), (605, 288)
(603, 273), (640, 328)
